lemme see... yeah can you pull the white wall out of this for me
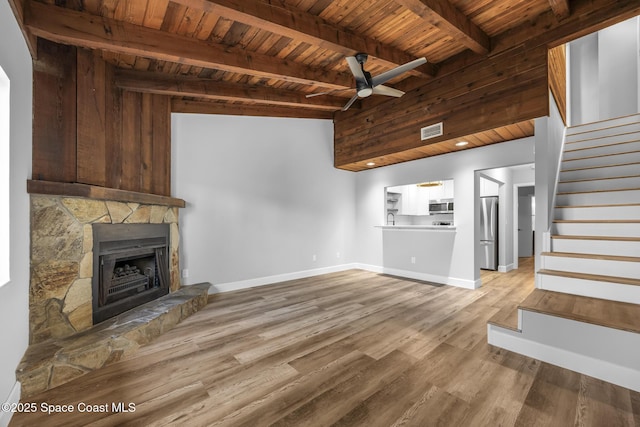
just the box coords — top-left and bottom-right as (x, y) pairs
(535, 94), (566, 274)
(172, 114), (355, 292)
(0, 0), (32, 419)
(354, 137), (534, 287)
(570, 17), (640, 125)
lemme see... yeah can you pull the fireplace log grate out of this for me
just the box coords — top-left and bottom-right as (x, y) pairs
(108, 274), (149, 296)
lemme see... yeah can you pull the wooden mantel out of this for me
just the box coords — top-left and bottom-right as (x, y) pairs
(27, 180), (186, 208)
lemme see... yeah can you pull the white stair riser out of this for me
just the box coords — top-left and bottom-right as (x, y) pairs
(562, 151), (640, 170)
(566, 115), (640, 136)
(559, 163), (640, 181)
(542, 255), (640, 279)
(566, 122), (640, 144)
(488, 312), (640, 392)
(556, 189), (640, 206)
(565, 132), (640, 151)
(553, 222), (640, 237)
(538, 273), (640, 304)
(554, 205), (640, 220)
(557, 176), (640, 194)
(551, 238), (640, 256)
(563, 139), (640, 160)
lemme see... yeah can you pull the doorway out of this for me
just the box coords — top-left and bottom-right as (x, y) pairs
(517, 186), (535, 257)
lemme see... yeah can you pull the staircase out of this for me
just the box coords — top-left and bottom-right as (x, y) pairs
(488, 114), (640, 392)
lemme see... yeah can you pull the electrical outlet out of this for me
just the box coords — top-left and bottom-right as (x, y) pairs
(312, 254), (317, 262)
(182, 269), (189, 278)
(411, 257), (416, 264)
(336, 251), (340, 258)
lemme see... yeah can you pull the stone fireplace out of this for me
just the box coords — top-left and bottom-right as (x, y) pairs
(29, 194), (180, 344)
(92, 223), (171, 324)
(19, 184), (211, 398)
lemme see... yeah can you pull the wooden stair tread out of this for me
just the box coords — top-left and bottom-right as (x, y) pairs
(559, 175), (640, 184)
(563, 150), (640, 162)
(553, 219), (640, 223)
(519, 289), (640, 334)
(564, 138), (640, 153)
(551, 235), (640, 242)
(555, 203), (640, 208)
(487, 305), (520, 332)
(557, 186), (640, 195)
(565, 127), (640, 142)
(541, 251), (640, 263)
(561, 161), (640, 172)
(538, 269), (640, 287)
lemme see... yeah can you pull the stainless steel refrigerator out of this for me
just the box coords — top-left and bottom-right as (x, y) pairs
(480, 196), (498, 270)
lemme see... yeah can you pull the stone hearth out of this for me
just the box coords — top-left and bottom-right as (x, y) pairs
(30, 195), (181, 344)
(17, 283), (210, 398)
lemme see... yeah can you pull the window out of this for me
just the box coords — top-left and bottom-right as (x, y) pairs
(0, 66), (9, 286)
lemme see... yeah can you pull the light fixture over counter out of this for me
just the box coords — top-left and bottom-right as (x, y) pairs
(416, 181), (443, 187)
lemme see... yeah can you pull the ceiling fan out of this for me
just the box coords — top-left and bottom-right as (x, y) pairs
(307, 53), (427, 111)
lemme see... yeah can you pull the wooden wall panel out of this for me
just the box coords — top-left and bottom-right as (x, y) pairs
(151, 94), (171, 196)
(120, 91), (143, 193)
(548, 44), (567, 125)
(140, 92), (154, 194)
(32, 41), (173, 197)
(105, 62), (123, 190)
(334, 45), (549, 168)
(32, 38), (77, 182)
(76, 48), (106, 186)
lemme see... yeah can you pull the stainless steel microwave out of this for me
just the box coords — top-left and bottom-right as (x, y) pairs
(429, 201), (454, 214)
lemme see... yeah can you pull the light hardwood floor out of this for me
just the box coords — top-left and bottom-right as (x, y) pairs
(10, 257), (640, 426)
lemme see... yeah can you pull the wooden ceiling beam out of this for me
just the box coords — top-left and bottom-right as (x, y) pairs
(114, 69), (348, 111)
(8, 0), (36, 57)
(172, 99), (334, 119)
(548, 0), (571, 20)
(171, 0), (436, 78)
(24, 0), (353, 90)
(395, 0), (490, 54)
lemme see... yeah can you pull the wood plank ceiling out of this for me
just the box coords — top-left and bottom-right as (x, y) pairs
(13, 0), (640, 170)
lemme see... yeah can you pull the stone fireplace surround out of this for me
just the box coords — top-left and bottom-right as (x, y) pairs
(18, 181), (211, 397)
(29, 194), (181, 344)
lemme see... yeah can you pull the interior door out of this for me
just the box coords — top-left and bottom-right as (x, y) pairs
(518, 195), (533, 257)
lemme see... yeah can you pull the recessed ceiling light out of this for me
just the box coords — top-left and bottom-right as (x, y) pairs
(455, 141), (469, 147)
(366, 162), (375, 167)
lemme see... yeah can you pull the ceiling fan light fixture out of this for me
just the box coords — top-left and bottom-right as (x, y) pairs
(357, 87), (373, 98)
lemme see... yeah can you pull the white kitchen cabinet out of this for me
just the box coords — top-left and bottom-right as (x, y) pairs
(426, 180), (454, 201)
(443, 180), (454, 199)
(396, 185), (429, 215)
(480, 177), (499, 197)
(428, 184), (443, 201)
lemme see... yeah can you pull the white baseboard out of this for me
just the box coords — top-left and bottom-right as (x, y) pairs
(498, 263), (514, 273)
(369, 266), (479, 289)
(210, 263), (479, 293)
(209, 263), (359, 293)
(0, 382), (21, 427)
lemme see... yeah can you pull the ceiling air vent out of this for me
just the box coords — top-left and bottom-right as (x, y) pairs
(420, 122), (443, 141)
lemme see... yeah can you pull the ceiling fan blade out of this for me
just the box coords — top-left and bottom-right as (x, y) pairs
(371, 57), (427, 87)
(306, 91), (333, 98)
(342, 94), (359, 111)
(372, 85), (405, 97)
(345, 56), (367, 83)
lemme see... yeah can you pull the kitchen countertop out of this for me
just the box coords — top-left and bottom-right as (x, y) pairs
(375, 225), (456, 230)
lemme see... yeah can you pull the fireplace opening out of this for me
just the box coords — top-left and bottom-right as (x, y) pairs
(92, 224), (170, 324)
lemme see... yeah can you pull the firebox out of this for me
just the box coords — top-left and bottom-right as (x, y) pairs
(92, 223), (170, 324)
